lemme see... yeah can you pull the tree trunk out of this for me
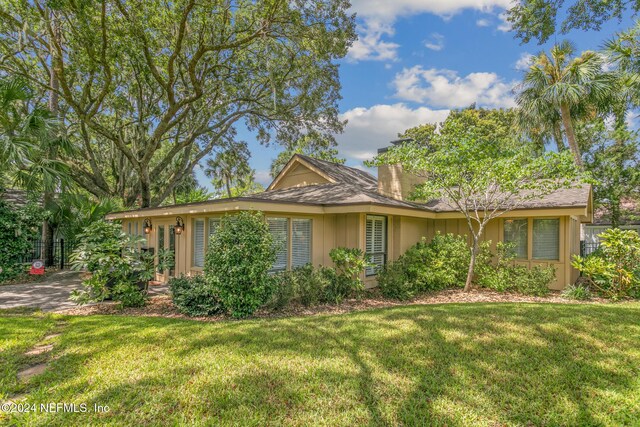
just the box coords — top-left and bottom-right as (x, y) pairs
(42, 9), (61, 267)
(140, 175), (151, 208)
(559, 103), (583, 168)
(225, 175), (232, 199)
(464, 238), (480, 292)
(553, 121), (564, 152)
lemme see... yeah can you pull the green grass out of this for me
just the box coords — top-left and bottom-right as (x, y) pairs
(1, 303), (640, 426)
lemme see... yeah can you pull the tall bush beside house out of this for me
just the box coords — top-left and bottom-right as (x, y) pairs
(70, 220), (168, 307)
(475, 242), (554, 296)
(205, 211), (276, 318)
(0, 198), (44, 283)
(378, 234), (470, 300)
(572, 228), (640, 300)
(327, 247), (369, 303)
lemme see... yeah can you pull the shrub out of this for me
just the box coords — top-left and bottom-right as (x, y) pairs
(169, 275), (223, 316)
(562, 284), (592, 300)
(476, 242), (553, 296)
(328, 247), (369, 303)
(269, 264), (337, 308)
(205, 211), (276, 318)
(70, 220), (156, 308)
(572, 228), (640, 300)
(377, 258), (416, 300)
(377, 233), (470, 300)
(0, 198), (44, 283)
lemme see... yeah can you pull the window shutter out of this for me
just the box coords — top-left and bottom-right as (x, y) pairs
(503, 219), (528, 259)
(128, 222), (132, 236)
(292, 219), (312, 268)
(193, 219), (205, 267)
(365, 216), (386, 276)
(533, 219), (559, 260)
(268, 218), (289, 272)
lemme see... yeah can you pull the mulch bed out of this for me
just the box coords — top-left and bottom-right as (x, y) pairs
(55, 288), (612, 322)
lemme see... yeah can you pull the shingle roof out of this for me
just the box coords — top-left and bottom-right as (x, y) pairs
(423, 185), (591, 212)
(295, 154), (378, 189)
(250, 183), (426, 209)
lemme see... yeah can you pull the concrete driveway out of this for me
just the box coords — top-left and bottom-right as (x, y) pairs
(0, 271), (169, 313)
(0, 270), (83, 312)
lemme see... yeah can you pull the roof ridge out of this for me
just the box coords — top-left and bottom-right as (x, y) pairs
(295, 154), (376, 181)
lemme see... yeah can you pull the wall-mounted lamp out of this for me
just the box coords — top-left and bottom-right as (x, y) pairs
(143, 218), (153, 234)
(175, 217), (185, 235)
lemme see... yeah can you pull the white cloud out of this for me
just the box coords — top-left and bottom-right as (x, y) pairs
(497, 11), (511, 32)
(514, 52), (534, 71)
(347, 0), (511, 62)
(392, 66), (516, 108)
(347, 20), (400, 62)
(336, 103), (450, 162)
(476, 18), (491, 27)
(254, 169), (272, 186)
(424, 33), (445, 51)
(350, 0), (511, 22)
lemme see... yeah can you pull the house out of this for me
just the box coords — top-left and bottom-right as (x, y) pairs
(582, 199), (639, 255)
(105, 151), (593, 290)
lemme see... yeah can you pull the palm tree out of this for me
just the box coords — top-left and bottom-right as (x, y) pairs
(204, 141), (253, 198)
(516, 41), (614, 168)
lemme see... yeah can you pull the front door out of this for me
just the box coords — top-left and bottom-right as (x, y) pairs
(156, 223), (176, 282)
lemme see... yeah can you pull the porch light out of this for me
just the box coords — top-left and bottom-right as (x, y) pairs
(143, 218), (152, 234)
(175, 217), (185, 235)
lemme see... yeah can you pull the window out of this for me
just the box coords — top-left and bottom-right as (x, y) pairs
(503, 219), (528, 259)
(268, 217), (289, 272)
(292, 219), (312, 268)
(365, 215), (386, 276)
(158, 225), (165, 273)
(533, 219), (559, 260)
(193, 219), (205, 267)
(127, 222), (132, 236)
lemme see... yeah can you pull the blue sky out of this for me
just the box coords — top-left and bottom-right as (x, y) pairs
(197, 1), (635, 191)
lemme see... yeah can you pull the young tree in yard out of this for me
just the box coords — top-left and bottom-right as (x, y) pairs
(516, 41), (614, 168)
(0, 0), (355, 207)
(370, 109), (584, 292)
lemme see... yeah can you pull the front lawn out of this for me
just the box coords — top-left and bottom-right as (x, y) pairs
(1, 303), (639, 426)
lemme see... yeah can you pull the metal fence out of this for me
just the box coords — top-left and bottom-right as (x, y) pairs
(18, 239), (75, 269)
(580, 241), (601, 257)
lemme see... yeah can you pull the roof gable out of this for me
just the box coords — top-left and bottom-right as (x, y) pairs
(268, 157), (333, 191)
(268, 154), (377, 191)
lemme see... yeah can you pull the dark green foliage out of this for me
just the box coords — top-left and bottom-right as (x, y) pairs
(0, 198), (44, 283)
(205, 211), (276, 318)
(506, 0), (639, 44)
(572, 228), (640, 300)
(70, 220), (156, 308)
(562, 284), (593, 300)
(476, 242), (554, 296)
(328, 247), (369, 302)
(169, 275), (223, 317)
(378, 234), (470, 300)
(270, 264), (336, 308)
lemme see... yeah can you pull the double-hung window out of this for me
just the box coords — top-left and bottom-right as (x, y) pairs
(193, 219), (206, 268)
(292, 219), (312, 268)
(365, 215), (387, 276)
(268, 218), (289, 272)
(533, 219), (560, 260)
(503, 219), (528, 259)
(267, 217), (313, 271)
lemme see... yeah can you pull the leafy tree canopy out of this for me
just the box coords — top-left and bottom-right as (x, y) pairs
(0, 0), (355, 207)
(507, 0), (640, 44)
